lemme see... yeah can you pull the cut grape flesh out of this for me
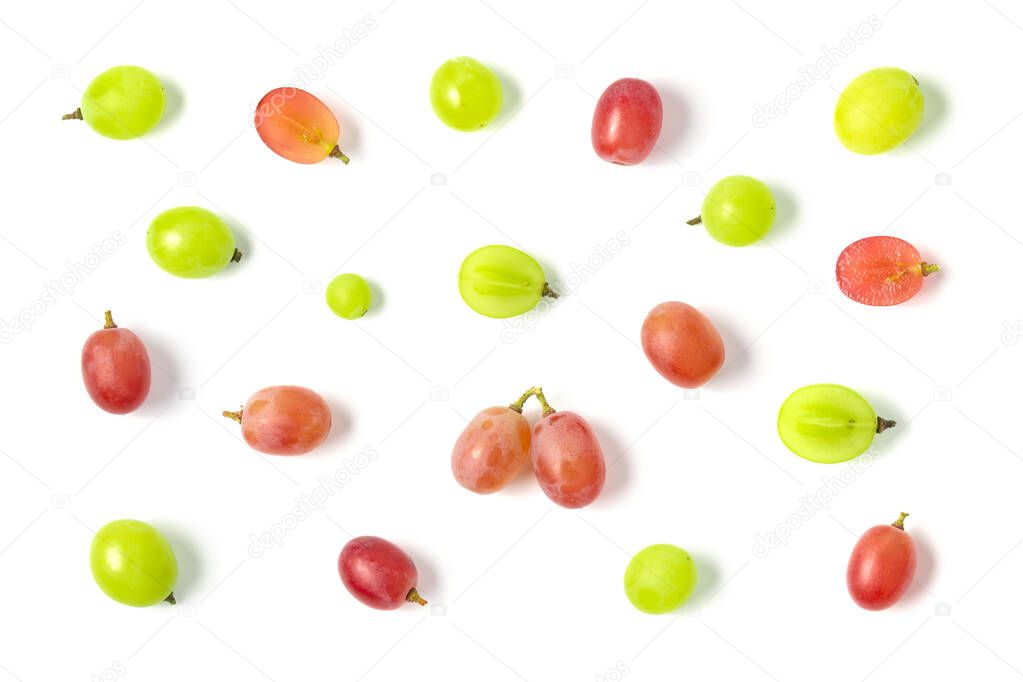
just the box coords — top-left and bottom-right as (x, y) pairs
(837, 236), (938, 306)
(778, 384), (893, 463)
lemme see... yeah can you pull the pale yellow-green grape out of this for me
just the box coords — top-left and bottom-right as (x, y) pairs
(430, 57), (503, 131)
(146, 206), (239, 279)
(67, 66), (165, 140)
(777, 384), (894, 463)
(458, 245), (553, 318)
(689, 175), (775, 247)
(834, 67), (924, 154)
(90, 520), (177, 607)
(326, 273), (372, 319)
(624, 544), (697, 614)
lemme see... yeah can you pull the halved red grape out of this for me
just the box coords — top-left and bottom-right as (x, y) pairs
(338, 536), (427, 610)
(81, 311), (151, 414)
(254, 87), (348, 165)
(591, 78), (662, 165)
(847, 512), (917, 610)
(223, 385), (331, 455)
(836, 236), (939, 306)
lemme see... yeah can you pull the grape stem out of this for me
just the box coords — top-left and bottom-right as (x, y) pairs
(164, 592), (176, 605)
(509, 386), (556, 416)
(103, 310), (117, 329)
(62, 108), (83, 121)
(231, 248), (243, 264)
(686, 215), (703, 226)
(542, 283), (559, 299)
(405, 588), (427, 606)
(223, 410), (243, 423)
(329, 146), (350, 165)
(920, 262), (940, 276)
(876, 417), (896, 433)
(892, 512), (909, 530)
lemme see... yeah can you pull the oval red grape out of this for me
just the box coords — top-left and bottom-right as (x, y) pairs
(81, 311), (151, 414)
(847, 513), (917, 610)
(452, 406), (530, 494)
(338, 536), (426, 610)
(254, 87), (347, 164)
(591, 78), (663, 165)
(532, 411), (605, 508)
(225, 386), (331, 455)
(641, 302), (724, 388)
(836, 236), (939, 306)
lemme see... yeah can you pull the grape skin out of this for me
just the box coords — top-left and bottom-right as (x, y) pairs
(777, 384), (886, 463)
(697, 176), (775, 246)
(78, 65), (165, 140)
(834, 67), (924, 154)
(90, 520), (177, 607)
(458, 245), (549, 318)
(430, 57), (503, 131)
(146, 206), (238, 279)
(339, 536), (426, 610)
(624, 544), (697, 614)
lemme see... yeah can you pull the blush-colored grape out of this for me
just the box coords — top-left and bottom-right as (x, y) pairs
(836, 236), (939, 306)
(224, 385), (331, 455)
(338, 536), (427, 610)
(81, 311), (151, 414)
(591, 78), (662, 165)
(641, 302), (724, 388)
(452, 406), (530, 494)
(847, 513), (917, 610)
(255, 87), (348, 164)
(532, 410), (605, 508)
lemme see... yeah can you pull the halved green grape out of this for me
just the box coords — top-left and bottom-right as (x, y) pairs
(326, 273), (371, 319)
(624, 544), (697, 614)
(687, 175), (775, 247)
(65, 66), (165, 140)
(777, 384), (895, 463)
(834, 67), (924, 154)
(458, 245), (555, 318)
(146, 206), (240, 279)
(90, 519), (177, 607)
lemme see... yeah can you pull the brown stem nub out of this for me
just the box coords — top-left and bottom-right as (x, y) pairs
(876, 417), (896, 434)
(542, 282), (559, 299)
(686, 215), (703, 226)
(921, 262), (940, 276)
(406, 588), (427, 606)
(892, 512), (909, 530)
(329, 146), (350, 165)
(63, 107), (83, 121)
(223, 410), (243, 423)
(103, 310), (117, 329)
(231, 248), (243, 264)
(164, 592), (176, 605)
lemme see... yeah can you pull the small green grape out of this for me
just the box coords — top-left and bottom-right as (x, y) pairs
(692, 175), (775, 247)
(68, 65), (165, 140)
(834, 67), (924, 154)
(778, 384), (894, 463)
(90, 519), (177, 607)
(326, 273), (372, 319)
(624, 544), (697, 614)
(430, 57), (503, 131)
(146, 206), (239, 279)
(458, 245), (552, 318)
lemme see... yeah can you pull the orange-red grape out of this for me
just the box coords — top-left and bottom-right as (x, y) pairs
(641, 302), (724, 388)
(452, 405), (530, 494)
(224, 385), (331, 455)
(338, 536), (426, 610)
(847, 513), (917, 610)
(836, 236), (938, 306)
(254, 87), (348, 164)
(532, 410), (605, 508)
(81, 311), (150, 414)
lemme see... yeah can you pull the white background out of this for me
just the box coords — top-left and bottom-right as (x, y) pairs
(1, 1), (1021, 680)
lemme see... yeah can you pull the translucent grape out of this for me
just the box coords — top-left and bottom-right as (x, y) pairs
(689, 176), (775, 246)
(66, 65), (164, 140)
(255, 87), (348, 164)
(624, 544), (697, 614)
(326, 273), (372, 319)
(531, 398), (605, 509)
(777, 384), (894, 463)
(451, 404), (530, 494)
(146, 206), (239, 278)
(591, 78), (662, 165)
(458, 245), (553, 318)
(430, 57), (503, 131)
(837, 236), (939, 306)
(338, 536), (427, 610)
(847, 513), (917, 610)
(224, 385), (331, 456)
(641, 302), (724, 388)
(81, 311), (151, 414)
(90, 519), (177, 607)
(834, 67), (924, 154)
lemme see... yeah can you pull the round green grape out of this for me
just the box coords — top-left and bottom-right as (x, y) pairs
(624, 544), (697, 614)
(778, 384), (892, 463)
(146, 206), (238, 279)
(693, 175), (775, 247)
(326, 273), (371, 319)
(459, 245), (550, 319)
(74, 65), (165, 140)
(90, 519), (177, 607)
(430, 57), (503, 131)
(834, 67), (924, 155)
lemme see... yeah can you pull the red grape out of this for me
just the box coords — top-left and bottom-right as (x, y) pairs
(847, 512), (917, 610)
(452, 405), (530, 494)
(532, 405), (605, 509)
(338, 536), (427, 610)
(223, 385), (331, 455)
(81, 311), (151, 414)
(641, 302), (724, 388)
(254, 87), (349, 165)
(836, 236), (939, 306)
(591, 78), (662, 165)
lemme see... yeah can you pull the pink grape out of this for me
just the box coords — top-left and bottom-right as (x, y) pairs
(641, 302), (724, 388)
(338, 536), (427, 610)
(81, 311), (151, 414)
(532, 408), (606, 508)
(591, 78), (663, 165)
(224, 385), (331, 455)
(847, 513), (917, 610)
(452, 405), (531, 494)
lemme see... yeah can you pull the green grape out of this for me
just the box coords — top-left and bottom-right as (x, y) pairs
(326, 273), (371, 319)
(458, 245), (553, 318)
(689, 175), (775, 247)
(777, 384), (895, 463)
(146, 206), (239, 278)
(624, 544), (697, 614)
(429, 57), (503, 131)
(834, 67), (924, 154)
(65, 66), (165, 140)
(90, 519), (178, 607)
